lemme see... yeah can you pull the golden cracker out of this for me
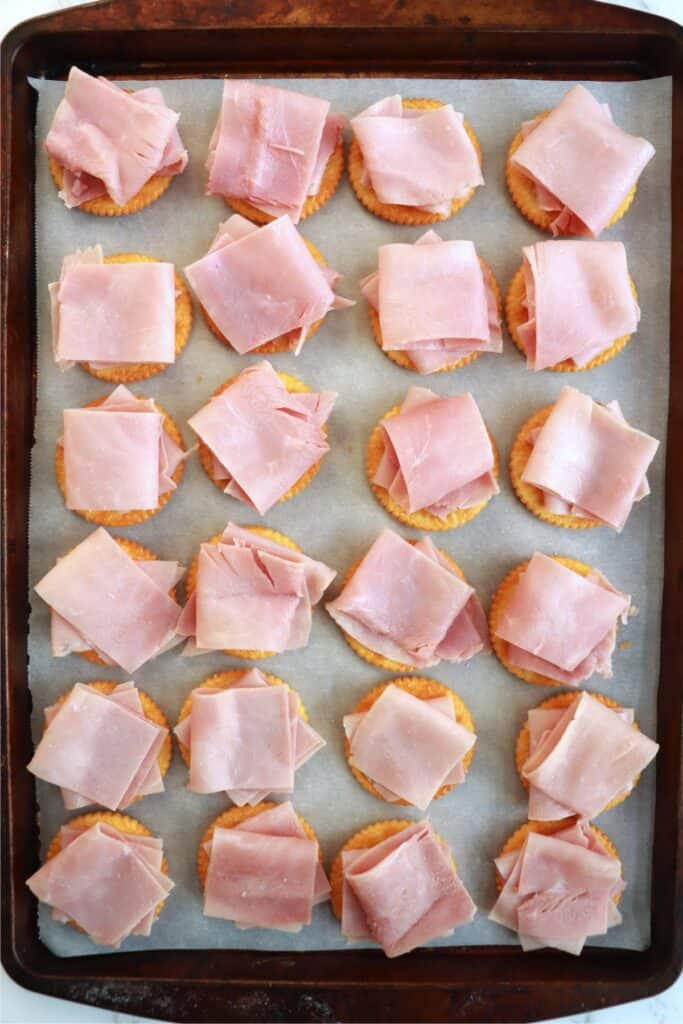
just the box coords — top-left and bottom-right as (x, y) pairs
(48, 157), (172, 217)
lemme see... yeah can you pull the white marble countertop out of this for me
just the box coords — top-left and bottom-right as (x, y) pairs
(1, 1), (681, 1021)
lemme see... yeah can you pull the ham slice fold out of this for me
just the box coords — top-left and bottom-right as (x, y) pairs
(177, 523), (336, 655)
(34, 527), (184, 673)
(351, 95), (483, 212)
(26, 822), (173, 947)
(185, 215), (353, 355)
(189, 361), (335, 515)
(493, 553), (631, 686)
(206, 80), (343, 222)
(341, 821), (476, 956)
(517, 241), (639, 370)
(45, 67), (187, 208)
(174, 668), (324, 804)
(510, 85), (655, 237)
(374, 387), (498, 517)
(490, 822), (623, 954)
(521, 386), (659, 530)
(50, 246), (176, 369)
(343, 684), (475, 809)
(326, 530), (489, 669)
(60, 384), (188, 511)
(361, 231), (501, 373)
(203, 801), (329, 930)
(522, 692), (658, 821)
(29, 681), (168, 811)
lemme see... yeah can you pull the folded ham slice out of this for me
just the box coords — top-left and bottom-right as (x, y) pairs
(493, 553), (630, 686)
(50, 246), (176, 369)
(177, 523), (336, 654)
(490, 822), (623, 954)
(341, 821), (476, 956)
(326, 530), (489, 669)
(26, 822), (173, 947)
(510, 85), (655, 237)
(351, 95), (483, 212)
(34, 527), (184, 673)
(185, 214), (352, 355)
(174, 668), (324, 803)
(343, 684), (475, 809)
(189, 361), (335, 515)
(522, 692), (658, 821)
(45, 67), (187, 208)
(206, 80), (342, 222)
(203, 801), (329, 930)
(517, 241), (639, 370)
(361, 231), (501, 373)
(521, 386), (659, 529)
(374, 387), (498, 517)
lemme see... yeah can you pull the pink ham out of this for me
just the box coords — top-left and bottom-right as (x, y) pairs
(61, 384), (187, 511)
(26, 822), (173, 947)
(521, 386), (658, 529)
(361, 231), (501, 374)
(188, 361), (334, 515)
(50, 246), (176, 369)
(45, 67), (187, 208)
(517, 241), (639, 370)
(343, 683), (475, 809)
(177, 522), (335, 654)
(374, 387), (498, 517)
(326, 530), (488, 669)
(185, 215), (352, 354)
(522, 692), (658, 820)
(351, 95), (483, 212)
(510, 85), (654, 237)
(34, 527), (184, 673)
(493, 553), (630, 686)
(308, 112), (344, 194)
(341, 821), (476, 956)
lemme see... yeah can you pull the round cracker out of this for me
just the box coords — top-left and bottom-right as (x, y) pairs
(48, 157), (172, 217)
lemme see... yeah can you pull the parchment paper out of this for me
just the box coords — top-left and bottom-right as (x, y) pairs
(28, 75), (672, 956)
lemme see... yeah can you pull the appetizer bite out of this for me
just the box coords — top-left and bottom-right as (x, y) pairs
(28, 681), (170, 811)
(197, 803), (330, 932)
(344, 678), (476, 809)
(489, 553), (631, 688)
(185, 215), (352, 356)
(362, 232), (501, 373)
(175, 669), (324, 805)
(46, 67), (187, 215)
(27, 814), (173, 947)
(367, 387), (498, 529)
(516, 691), (658, 822)
(507, 84), (654, 236)
(207, 80), (344, 222)
(510, 386), (659, 531)
(49, 248), (192, 382)
(330, 819), (476, 956)
(349, 95), (483, 224)
(189, 362), (334, 514)
(327, 530), (488, 672)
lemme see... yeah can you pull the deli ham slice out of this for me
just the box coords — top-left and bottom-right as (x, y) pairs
(188, 361), (335, 515)
(351, 95), (483, 212)
(341, 821), (476, 956)
(361, 231), (501, 373)
(510, 85), (655, 237)
(326, 530), (488, 669)
(185, 215), (353, 355)
(34, 527), (184, 673)
(518, 241), (639, 370)
(374, 387), (498, 517)
(45, 67), (187, 208)
(521, 386), (659, 529)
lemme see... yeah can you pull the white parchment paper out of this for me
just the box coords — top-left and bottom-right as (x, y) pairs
(28, 75), (671, 956)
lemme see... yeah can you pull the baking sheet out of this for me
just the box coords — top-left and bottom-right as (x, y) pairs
(27, 75), (672, 956)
